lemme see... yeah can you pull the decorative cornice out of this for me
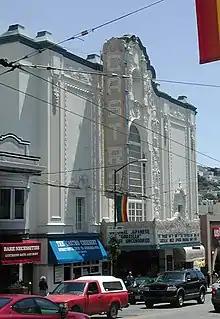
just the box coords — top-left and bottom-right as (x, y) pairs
(0, 34), (101, 71)
(0, 133), (30, 145)
(120, 34), (197, 114)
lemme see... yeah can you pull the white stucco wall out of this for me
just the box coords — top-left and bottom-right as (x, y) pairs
(101, 35), (198, 222)
(0, 26), (102, 235)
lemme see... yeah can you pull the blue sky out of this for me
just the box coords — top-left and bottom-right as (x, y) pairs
(0, 0), (219, 167)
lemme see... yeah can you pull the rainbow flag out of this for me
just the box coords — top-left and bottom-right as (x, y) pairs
(195, 0), (220, 64)
(116, 194), (128, 222)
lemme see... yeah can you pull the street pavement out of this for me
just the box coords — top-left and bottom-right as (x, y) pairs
(117, 294), (218, 319)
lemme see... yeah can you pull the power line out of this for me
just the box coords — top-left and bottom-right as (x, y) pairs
(13, 0), (164, 63)
(20, 66), (220, 167)
(0, 76), (210, 181)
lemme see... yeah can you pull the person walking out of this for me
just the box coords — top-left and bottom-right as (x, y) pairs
(38, 276), (48, 296)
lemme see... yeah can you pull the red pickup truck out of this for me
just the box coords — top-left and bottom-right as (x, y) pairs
(46, 275), (129, 319)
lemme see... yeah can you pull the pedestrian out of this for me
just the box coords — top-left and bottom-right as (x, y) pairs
(207, 272), (211, 287)
(38, 276), (48, 296)
(126, 271), (134, 286)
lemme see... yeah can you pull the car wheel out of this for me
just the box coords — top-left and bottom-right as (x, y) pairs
(214, 305), (220, 313)
(197, 289), (205, 304)
(130, 297), (136, 305)
(71, 305), (82, 312)
(145, 301), (154, 308)
(107, 303), (118, 319)
(175, 292), (184, 307)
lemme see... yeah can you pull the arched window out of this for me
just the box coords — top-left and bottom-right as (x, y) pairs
(132, 69), (143, 103)
(128, 124), (146, 221)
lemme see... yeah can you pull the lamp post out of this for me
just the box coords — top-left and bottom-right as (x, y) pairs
(113, 158), (147, 228)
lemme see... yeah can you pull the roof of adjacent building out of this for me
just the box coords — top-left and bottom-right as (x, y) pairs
(0, 25), (196, 113)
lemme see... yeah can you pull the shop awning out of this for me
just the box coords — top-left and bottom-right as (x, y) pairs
(179, 245), (205, 262)
(0, 240), (41, 265)
(49, 238), (108, 264)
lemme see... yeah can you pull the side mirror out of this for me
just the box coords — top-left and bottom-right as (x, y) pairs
(186, 278), (191, 282)
(87, 290), (93, 295)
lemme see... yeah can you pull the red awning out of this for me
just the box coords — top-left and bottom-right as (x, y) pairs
(0, 240), (41, 265)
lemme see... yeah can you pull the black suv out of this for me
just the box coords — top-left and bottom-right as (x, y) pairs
(142, 269), (207, 308)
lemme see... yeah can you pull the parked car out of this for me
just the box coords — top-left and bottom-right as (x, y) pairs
(128, 277), (156, 304)
(211, 278), (220, 312)
(142, 269), (207, 308)
(0, 294), (89, 319)
(46, 275), (129, 319)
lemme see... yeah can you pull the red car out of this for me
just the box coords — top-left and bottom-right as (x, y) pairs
(0, 294), (90, 319)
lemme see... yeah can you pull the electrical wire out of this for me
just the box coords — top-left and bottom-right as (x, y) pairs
(13, 0), (164, 63)
(18, 62), (220, 89)
(2, 174), (199, 202)
(20, 66), (220, 167)
(0, 78), (207, 174)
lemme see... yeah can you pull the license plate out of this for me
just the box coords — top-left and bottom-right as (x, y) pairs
(135, 295), (141, 300)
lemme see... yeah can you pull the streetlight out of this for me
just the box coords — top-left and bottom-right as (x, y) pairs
(113, 158), (148, 227)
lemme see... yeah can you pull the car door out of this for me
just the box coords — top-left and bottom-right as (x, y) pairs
(34, 297), (62, 319)
(184, 272), (195, 298)
(86, 282), (103, 314)
(10, 297), (42, 319)
(189, 270), (200, 298)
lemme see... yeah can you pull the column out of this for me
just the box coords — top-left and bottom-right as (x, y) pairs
(19, 264), (23, 281)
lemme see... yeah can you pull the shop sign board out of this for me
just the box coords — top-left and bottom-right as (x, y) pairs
(157, 232), (200, 245)
(155, 219), (200, 246)
(107, 226), (154, 246)
(102, 38), (128, 196)
(0, 241), (41, 264)
(213, 226), (220, 239)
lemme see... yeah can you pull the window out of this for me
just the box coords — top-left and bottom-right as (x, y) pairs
(34, 298), (59, 315)
(87, 282), (99, 294)
(189, 270), (198, 282)
(51, 282), (86, 295)
(13, 298), (40, 314)
(15, 189), (25, 219)
(0, 189), (25, 220)
(103, 281), (123, 291)
(196, 270), (205, 280)
(128, 202), (143, 222)
(76, 197), (85, 230)
(0, 297), (11, 309)
(0, 189), (10, 219)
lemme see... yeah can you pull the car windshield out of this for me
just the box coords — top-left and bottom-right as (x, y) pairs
(133, 278), (146, 287)
(156, 272), (184, 282)
(51, 282), (86, 295)
(0, 298), (11, 309)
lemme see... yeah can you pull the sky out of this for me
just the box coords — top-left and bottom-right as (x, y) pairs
(0, 0), (219, 167)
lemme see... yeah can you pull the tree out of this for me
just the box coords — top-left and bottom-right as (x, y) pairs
(107, 236), (121, 275)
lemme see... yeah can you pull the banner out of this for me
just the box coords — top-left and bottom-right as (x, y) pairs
(195, 0), (220, 64)
(116, 194), (128, 222)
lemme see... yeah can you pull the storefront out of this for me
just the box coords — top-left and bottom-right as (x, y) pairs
(155, 218), (204, 271)
(101, 221), (158, 277)
(0, 240), (41, 293)
(33, 235), (108, 293)
(200, 214), (220, 279)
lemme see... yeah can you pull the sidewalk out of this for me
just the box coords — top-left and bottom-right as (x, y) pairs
(207, 287), (212, 294)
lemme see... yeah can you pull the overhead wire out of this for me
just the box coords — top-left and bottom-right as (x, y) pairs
(13, 0), (164, 63)
(18, 65), (220, 167)
(0, 71), (212, 173)
(18, 62), (220, 89)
